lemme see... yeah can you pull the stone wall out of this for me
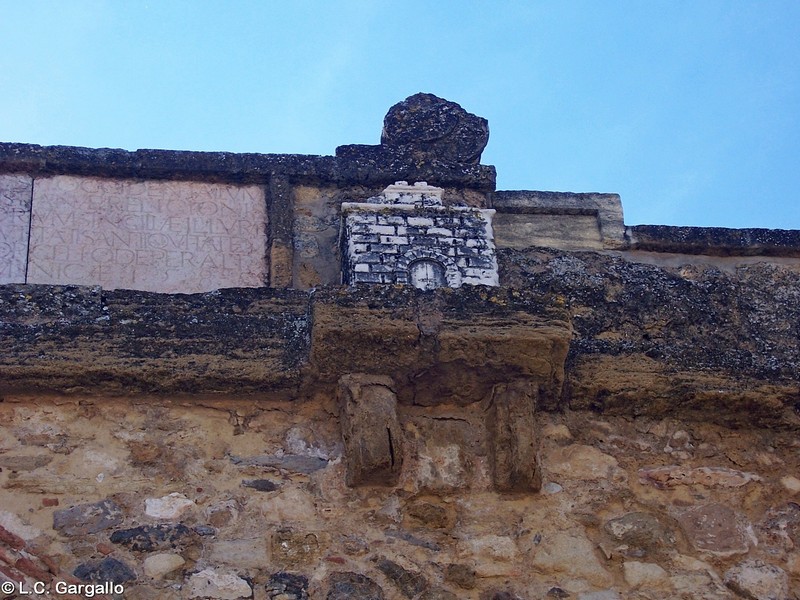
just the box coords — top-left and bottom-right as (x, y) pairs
(1, 395), (798, 599)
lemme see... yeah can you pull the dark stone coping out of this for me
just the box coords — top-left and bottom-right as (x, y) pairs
(630, 225), (800, 257)
(0, 142), (496, 190)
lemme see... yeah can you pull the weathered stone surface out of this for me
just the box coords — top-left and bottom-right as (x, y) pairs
(110, 524), (195, 552)
(27, 176), (267, 293)
(53, 498), (123, 536)
(241, 478), (279, 492)
(337, 374), (403, 486)
(145, 492), (195, 519)
(493, 190), (626, 251)
(266, 572), (309, 600)
(73, 557), (136, 584)
(623, 561), (669, 588)
(486, 380), (541, 492)
(758, 503), (800, 553)
(499, 247), (800, 426)
(677, 503), (751, 556)
(530, 530), (613, 586)
(638, 465), (761, 488)
(271, 528), (322, 566)
(723, 560), (788, 600)
(547, 444), (619, 481)
(0, 454), (52, 471)
(381, 93), (489, 164)
(143, 553), (185, 579)
(444, 563), (476, 589)
(780, 475), (800, 494)
(231, 454), (328, 474)
(326, 572), (385, 600)
(376, 558), (428, 598)
(209, 538), (269, 569)
(603, 512), (674, 555)
(0, 284), (310, 395)
(0, 174), (31, 284)
(186, 568), (252, 599)
(630, 224), (800, 257)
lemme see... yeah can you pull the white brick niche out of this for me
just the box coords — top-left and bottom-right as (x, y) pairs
(341, 182), (498, 289)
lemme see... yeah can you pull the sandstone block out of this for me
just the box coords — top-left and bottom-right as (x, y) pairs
(337, 374), (403, 486)
(530, 531), (613, 587)
(547, 444), (619, 481)
(486, 380), (541, 492)
(0, 174), (32, 284)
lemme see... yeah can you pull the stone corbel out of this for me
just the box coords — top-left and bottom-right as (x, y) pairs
(337, 374), (404, 486)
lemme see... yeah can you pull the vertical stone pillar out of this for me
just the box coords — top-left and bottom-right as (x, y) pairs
(267, 176), (294, 287)
(487, 380), (541, 492)
(337, 374), (403, 486)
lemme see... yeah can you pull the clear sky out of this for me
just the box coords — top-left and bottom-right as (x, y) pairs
(2, 1), (799, 229)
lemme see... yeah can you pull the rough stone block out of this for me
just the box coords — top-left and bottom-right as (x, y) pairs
(0, 174), (32, 284)
(337, 374), (403, 486)
(486, 380), (541, 492)
(27, 175), (267, 293)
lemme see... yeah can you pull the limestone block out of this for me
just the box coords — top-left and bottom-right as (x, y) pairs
(337, 374), (403, 486)
(0, 174), (32, 283)
(145, 492), (195, 520)
(486, 380), (541, 492)
(27, 175), (267, 293)
(723, 560), (788, 600)
(530, 530), (613, 587)
(143, 553), (185, 579)
(186, 568), (252, 599)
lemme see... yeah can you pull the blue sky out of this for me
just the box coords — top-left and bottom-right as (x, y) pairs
(2, 1), (799, 229)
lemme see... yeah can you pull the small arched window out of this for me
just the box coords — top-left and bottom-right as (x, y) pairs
(409, 259), (447, 290)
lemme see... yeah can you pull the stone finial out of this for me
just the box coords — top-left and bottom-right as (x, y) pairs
(381, 93), (489, 164)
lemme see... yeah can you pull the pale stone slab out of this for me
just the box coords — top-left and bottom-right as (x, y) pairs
(28, 176), (267, 293)
(0, 174), (32, 283)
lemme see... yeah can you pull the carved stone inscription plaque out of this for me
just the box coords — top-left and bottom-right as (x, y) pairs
(28, 176), (267, 293)
(0, 174), (33, 284)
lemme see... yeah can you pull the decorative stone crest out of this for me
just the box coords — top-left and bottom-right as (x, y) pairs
(341, 182), (498, 289)
(381, 93), (490, 164)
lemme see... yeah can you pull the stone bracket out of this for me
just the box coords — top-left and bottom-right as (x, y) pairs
(337, 374), (404, 487)
(486, 380), (542, 492)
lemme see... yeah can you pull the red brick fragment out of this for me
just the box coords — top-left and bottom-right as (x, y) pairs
(42, 498), (59, 507)
(96, 542), (115, 555)
(0, 525), (25, 550)
(15, 556), (50, 580)
(0, 562), (25, 583)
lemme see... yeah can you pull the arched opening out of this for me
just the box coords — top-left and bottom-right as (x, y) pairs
(409, 259), (447, 290)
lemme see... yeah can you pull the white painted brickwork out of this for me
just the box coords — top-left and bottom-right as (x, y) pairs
(342, 182), (499, 289)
